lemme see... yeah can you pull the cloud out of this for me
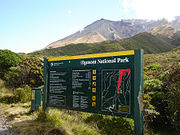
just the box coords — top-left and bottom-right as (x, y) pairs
(67, 10), (72, 15)
(122, 0), (180, 20)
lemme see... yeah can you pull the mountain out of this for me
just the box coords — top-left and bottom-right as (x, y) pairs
(150, 24), (180, 46)
(170, 16), (180, 29)
(45, 18), (172, 49)
(45, 17), (180, 49)
(31, 32), (175, 57)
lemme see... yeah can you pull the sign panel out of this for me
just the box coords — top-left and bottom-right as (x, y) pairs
(43, 50), (144, 134)
(43, 50), (143, 118)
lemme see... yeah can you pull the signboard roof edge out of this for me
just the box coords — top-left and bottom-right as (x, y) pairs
(48, 50), (135, 62)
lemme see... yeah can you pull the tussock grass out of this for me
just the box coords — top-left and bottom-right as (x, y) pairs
(0, 103), (100, 135)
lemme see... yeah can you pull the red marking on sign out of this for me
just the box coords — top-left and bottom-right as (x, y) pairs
(117, 69), (130, 94)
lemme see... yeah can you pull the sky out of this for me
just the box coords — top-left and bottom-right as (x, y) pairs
(0, 0), (180, 53)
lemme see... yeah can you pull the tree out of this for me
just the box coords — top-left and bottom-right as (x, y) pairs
(0, 49), (21, 71)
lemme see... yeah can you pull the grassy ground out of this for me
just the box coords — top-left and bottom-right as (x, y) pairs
(0, 102), (101, 135)
(0, 49), (179, 135)
(0, 102), (178, 135)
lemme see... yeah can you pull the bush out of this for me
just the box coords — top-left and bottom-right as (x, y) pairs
(18, 54), (43, 87)
(36, 107), (62, 127)
(36, 107), (48, 122)
(146, 63), (161, 71)
(144, 79), (162, 92)
(165, 60), (180, 132)
(15, 85), (31, 103)
(0, 94), (18, 104)
(84, 114), (103, 124)
(0, 49), (21, 72)
(4, 66), (22, 87)
(4, 54), (43, 88)
(150, 91), (173, 130)
(160, 71), (169, 81)
(72, 126), (99, 135)
(144, 74), (151, 81)
(97, 117), (134, 135)
(84, 114), (134, 135)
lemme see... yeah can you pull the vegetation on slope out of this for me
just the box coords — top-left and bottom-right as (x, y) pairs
(30, 32), (175, 57)
(0, 47), (180, 135)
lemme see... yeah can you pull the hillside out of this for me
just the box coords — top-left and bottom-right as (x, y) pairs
(45, 17), (180, 49)
(31, 32), (175, 57)
(150, 24), (180, 46)
(1, 47), (180, 135)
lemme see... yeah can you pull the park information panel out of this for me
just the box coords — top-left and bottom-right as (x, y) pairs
(43, 50), (144, 135)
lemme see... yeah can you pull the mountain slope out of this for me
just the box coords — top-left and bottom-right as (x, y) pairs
(45, 18), (172, 49)
(46, 31), (107, 49)
(31, 32), (175, 57)
(150, 24), (180, 46)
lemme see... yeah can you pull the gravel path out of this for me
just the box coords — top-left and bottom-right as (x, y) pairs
(0, 115), (17, 135)
(0, 104), (18, 135)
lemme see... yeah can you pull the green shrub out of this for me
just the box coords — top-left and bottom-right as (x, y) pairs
(0, 94), (18, 104)
(84, 114), (134, 135)
(146, 63), (161, 71)
(144, 74), (151, 81)
(4, 54), (43, 88)
(0, 49), (21, 72)
(97, 117), (134, 135)
(35, 107), (62, 127)
(84, 114), (103, 124)
(165, 60), (180, 132)
(160, 71), (169, 81)
(144, 79), (162, 91)
(144, 93), (155, 110)
(35, 106), (48, 122)
(72, 126), (99, 135)
(4, 66), (22, 87)
(15, 85), (31, 103)
(0, 85), (31, 103)
(150, 91), (173, 130)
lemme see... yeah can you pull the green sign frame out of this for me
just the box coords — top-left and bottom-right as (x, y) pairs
(43, 50), (144, 135)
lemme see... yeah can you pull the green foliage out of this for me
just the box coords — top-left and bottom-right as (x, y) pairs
(0, 85), (31, 103)
(144, 74), (151, 81)
(160, 71), (169, 81)
(72, 126), (99, 135)
(146, 63), (161, 71)
(15, 85), (31, 103)
(35, 107), (62, 127)
(165, 60), (180, 132)
(4, 54), (43, 88)
(0, 49), (21, 71)
(30, 32), (175, 57)
(144, 79), (162, 91)
(149, 91), (173, 130)
(4, 66), (21, 87)
(84, 114), (133, 135)
(97, 117), (134, 135)
(144, 93), (155, 110)
(0, 94), (18, 104)
(84, 114), (103, 124)
(17, 54), (43, 87)
(35, 106), (48, 122)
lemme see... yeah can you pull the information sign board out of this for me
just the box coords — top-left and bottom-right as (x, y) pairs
(43, 50), (144, 134)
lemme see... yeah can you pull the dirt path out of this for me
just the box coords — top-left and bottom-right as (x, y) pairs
(0, 115), (13, 135)
(0, 104), (18, 135)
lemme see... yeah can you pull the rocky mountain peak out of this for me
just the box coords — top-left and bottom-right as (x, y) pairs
(45, 17), (180, 49)
(150, 24), (176, 38)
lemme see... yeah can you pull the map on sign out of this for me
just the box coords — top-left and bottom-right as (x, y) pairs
(101, 69), (131, 114)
